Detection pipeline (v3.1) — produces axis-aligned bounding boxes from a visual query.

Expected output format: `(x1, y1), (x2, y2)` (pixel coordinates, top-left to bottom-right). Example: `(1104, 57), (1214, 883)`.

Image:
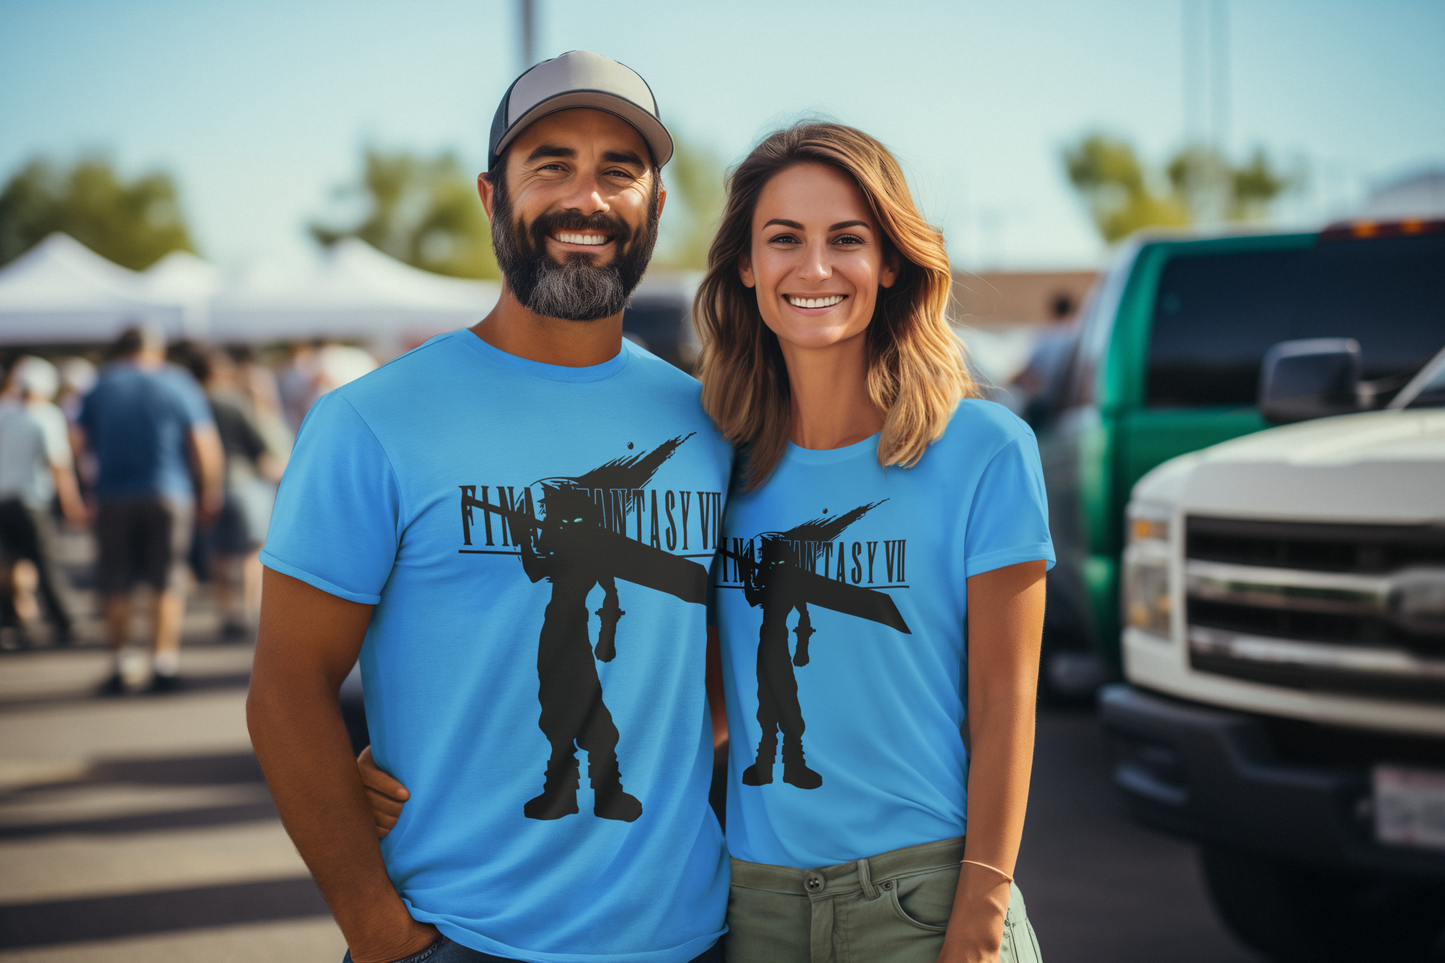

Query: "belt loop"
(857, 856), (880, 900)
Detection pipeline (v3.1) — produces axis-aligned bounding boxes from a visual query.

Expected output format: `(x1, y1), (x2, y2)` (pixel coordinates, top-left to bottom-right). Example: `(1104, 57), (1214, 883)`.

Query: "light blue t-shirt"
(713, 400), (1054, 869)
(262, 330), (732, 963)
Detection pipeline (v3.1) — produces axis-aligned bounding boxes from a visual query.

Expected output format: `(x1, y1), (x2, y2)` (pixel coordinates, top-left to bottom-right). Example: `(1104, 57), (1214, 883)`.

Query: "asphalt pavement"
(0, 641), (1268, 962)
(0, 527), (1272, 962)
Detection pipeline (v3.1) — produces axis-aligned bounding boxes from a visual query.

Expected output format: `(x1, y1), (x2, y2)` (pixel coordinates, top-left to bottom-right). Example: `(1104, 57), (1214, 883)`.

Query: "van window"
(1146, 233), (1445, 408)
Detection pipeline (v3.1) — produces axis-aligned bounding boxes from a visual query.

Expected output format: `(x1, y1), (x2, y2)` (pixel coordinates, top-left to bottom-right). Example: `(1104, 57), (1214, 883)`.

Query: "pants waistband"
(730, 836), (966, 899)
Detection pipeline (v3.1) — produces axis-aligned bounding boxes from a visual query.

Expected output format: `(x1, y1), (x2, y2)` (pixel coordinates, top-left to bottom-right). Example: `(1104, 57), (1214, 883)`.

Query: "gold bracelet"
(960, 859), (1014, 883)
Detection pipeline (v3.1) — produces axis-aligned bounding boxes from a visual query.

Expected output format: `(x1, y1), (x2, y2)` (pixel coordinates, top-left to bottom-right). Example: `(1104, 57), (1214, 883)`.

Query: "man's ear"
(655, 181), (667, 219)
(738, 252), (755, 289)
(880, 250), (900, 289)
(477, 173), (496, 219)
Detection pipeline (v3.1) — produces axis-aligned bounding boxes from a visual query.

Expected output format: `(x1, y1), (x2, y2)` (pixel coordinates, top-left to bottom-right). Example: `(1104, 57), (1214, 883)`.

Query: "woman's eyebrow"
(760, 218), (872, 231)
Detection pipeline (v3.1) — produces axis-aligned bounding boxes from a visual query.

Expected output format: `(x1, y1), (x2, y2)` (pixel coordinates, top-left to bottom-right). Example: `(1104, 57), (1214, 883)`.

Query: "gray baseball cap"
(488, 50), (673, 172)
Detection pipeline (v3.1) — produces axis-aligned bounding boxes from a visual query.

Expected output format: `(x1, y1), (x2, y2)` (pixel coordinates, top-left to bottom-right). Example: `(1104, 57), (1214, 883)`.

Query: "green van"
(1034, 220), (1445, 692)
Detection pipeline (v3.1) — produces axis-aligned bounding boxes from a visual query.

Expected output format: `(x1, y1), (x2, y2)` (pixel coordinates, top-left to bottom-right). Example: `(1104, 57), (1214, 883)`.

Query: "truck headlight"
(1124, 503), (1173, 638)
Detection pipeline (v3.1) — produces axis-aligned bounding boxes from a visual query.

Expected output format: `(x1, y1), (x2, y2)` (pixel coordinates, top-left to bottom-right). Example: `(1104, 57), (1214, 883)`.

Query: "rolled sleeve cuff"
(259, 551), (383, 605)
(963, 543), (1056, 579)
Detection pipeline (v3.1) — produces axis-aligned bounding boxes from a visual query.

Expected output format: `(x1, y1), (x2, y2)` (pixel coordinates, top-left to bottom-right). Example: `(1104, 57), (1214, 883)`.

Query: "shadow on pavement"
(0, 877), (329, 948)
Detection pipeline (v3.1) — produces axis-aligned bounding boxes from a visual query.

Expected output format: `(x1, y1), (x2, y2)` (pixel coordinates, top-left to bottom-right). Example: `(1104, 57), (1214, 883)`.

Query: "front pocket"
(886, 867), (958, 932)
(843, 880), (949, 963)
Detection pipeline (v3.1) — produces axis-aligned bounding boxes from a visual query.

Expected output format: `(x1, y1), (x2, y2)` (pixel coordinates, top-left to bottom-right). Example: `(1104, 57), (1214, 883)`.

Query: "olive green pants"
(724, 837), (1042, 963)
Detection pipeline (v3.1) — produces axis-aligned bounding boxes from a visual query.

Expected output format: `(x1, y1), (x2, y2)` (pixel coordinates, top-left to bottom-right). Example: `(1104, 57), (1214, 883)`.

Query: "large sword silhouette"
(462, 442), (709, 605)
(719, 501), (911, 635)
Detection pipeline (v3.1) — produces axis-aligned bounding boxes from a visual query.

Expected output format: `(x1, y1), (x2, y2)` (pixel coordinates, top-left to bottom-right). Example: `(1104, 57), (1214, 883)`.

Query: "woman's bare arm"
(939, 559), (1046, 963)
(248, 568), (437, 963)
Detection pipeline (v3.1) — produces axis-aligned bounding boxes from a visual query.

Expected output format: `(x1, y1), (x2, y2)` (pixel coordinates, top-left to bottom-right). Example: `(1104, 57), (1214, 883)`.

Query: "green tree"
(1065, 133), (1296, 244)
(1227, 148), (1293, 219)
(1166, 145), (1293, 222)
(655, 137), (726, 270)
(310, 148), (499, 279)
(0, 155), (197, 269)
(1063, 134), (1189, 244)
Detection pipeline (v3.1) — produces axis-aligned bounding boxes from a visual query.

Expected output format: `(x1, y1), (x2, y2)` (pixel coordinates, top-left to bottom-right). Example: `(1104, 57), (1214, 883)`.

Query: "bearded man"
(248, 52), (731, 963)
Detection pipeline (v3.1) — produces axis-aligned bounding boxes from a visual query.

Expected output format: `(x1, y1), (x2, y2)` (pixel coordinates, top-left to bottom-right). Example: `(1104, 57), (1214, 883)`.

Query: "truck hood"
(1133, 409), (1445, 524)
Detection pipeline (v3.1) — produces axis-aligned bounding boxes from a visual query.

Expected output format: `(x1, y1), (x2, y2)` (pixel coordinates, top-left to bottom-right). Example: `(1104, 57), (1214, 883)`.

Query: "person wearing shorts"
(79, 325), (223, 694)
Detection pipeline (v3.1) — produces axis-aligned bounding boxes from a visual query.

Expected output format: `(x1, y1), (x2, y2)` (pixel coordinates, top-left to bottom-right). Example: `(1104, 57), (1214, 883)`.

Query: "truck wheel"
(1199, 845), (1445, 962)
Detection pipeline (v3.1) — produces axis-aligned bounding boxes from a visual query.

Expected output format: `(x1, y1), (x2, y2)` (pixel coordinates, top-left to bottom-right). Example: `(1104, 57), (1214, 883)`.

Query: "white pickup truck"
(1101, 346), (1445, 963)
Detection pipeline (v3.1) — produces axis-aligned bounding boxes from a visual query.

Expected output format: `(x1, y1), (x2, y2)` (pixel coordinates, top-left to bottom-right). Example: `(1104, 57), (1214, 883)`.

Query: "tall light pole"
(519, 0), (536, 74)
(1181, 0), (1230, 223)
(1210, 0), (1229, 162)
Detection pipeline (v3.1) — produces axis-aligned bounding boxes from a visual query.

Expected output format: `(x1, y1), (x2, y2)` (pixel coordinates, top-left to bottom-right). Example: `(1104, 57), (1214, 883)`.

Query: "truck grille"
(1184, 516), (1445, 702)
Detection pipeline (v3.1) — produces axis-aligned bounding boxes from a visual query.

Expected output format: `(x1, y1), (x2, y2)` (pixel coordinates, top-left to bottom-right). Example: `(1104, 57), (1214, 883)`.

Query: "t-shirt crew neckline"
(459, 328), (631, 383)
(783, 432), (880, 466)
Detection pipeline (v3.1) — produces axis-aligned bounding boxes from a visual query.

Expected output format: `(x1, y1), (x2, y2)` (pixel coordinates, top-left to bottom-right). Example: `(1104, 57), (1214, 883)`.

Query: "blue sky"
(2, 0), (1442, 270)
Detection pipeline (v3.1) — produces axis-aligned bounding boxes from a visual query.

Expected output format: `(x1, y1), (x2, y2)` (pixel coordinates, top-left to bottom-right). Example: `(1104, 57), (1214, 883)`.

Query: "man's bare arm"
(49, 461), (87, 527)
(247, 568), (437, 963)
(187, 423), (225, 526)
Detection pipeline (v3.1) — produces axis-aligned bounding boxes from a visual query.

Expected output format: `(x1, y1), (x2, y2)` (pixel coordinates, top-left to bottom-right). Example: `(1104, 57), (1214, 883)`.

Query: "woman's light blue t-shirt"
(713, 399), (1054, 869)
(262, 331), (732, 963)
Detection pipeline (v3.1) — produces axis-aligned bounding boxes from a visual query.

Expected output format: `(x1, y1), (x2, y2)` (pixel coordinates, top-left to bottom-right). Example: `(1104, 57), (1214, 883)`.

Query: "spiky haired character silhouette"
(730, 501), (911, 789)
(483, 434), (705, 822)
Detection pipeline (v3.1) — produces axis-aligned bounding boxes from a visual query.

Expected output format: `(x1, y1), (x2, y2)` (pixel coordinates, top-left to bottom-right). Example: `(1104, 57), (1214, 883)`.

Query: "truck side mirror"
(1258, 338), (1362, 424)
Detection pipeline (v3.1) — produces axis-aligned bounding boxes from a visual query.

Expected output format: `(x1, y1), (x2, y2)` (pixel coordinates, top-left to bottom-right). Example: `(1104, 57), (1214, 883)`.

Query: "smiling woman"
(692, 123), (1052, 963)
(694, 124), (974, 490)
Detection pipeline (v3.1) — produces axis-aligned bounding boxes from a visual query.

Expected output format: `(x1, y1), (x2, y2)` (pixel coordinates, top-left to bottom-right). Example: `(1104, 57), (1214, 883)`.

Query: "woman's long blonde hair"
(694, 123), (977, 491)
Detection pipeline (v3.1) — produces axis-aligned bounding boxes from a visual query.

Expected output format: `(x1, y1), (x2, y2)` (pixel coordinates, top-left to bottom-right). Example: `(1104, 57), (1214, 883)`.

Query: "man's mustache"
(526, 210), (634, 252)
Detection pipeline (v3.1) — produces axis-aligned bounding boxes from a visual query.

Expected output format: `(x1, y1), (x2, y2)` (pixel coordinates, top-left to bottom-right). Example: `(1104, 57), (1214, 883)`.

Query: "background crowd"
(0, 329), (378, 686)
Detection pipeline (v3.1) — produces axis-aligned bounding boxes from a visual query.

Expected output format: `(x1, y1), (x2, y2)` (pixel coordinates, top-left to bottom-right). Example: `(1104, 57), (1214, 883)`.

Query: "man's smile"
(551, 231), (612, 247)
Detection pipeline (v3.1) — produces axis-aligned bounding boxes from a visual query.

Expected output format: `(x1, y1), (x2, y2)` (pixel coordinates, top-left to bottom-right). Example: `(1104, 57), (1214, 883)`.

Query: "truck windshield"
(1403, 362), (1445, 409)
(1145, 232), (1445, 407)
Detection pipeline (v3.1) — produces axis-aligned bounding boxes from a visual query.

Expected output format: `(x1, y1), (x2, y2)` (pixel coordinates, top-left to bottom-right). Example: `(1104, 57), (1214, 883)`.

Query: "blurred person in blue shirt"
(78, 324), (224, 694)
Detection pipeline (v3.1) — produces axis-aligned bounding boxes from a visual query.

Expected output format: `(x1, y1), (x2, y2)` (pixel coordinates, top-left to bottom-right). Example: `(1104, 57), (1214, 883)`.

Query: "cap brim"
(491, 90), (674, 170)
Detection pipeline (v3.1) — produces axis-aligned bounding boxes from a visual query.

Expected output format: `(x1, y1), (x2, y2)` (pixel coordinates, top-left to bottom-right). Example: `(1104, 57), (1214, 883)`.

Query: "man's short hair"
(111, 322), (167, 359)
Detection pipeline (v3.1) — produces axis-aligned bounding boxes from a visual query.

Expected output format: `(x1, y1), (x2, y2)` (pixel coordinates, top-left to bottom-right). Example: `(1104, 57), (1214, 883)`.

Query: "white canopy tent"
(0, 235), (500, 352)
(208, 239), (500, 348)
(0, 233), (188, 343)
(141, 250), (220, 332)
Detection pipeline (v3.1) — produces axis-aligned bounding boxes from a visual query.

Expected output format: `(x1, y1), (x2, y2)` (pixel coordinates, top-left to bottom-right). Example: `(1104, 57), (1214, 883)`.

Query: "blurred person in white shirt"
(0, 356), (87, 646)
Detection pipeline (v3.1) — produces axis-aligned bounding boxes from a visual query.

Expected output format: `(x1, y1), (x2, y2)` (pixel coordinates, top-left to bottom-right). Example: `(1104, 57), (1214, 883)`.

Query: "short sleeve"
(35, 405), (73, 468)
(259, 392), (403, 604)
(962, 432), (1055, 578)
(163, 367), (214, 427)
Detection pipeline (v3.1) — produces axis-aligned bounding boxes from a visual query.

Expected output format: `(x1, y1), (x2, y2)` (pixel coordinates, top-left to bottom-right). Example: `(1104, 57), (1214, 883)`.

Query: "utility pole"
(1181, 0), (1230, 224)
(519, 0), (536, 74)
(1210, 0), (1229, 161)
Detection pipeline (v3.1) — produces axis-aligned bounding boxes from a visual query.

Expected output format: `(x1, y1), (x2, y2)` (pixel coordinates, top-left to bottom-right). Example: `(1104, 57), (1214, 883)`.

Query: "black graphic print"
(722, 503), (911, 790)
(457, 436), (714, 822)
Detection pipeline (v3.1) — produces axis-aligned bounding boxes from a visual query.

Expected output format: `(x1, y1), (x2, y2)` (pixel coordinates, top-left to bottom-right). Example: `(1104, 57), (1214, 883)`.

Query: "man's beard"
(489, 171), (660, 322)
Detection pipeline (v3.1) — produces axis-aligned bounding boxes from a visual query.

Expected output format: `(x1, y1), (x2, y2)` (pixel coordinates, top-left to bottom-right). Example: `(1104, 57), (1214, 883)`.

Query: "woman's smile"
(784, 293), (848, 312)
